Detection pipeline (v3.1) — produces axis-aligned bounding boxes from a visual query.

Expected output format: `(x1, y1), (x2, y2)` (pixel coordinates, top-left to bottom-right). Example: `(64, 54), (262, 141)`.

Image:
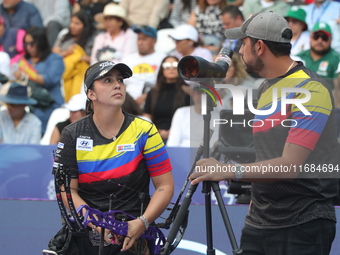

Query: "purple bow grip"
(74, 205), (166, 254)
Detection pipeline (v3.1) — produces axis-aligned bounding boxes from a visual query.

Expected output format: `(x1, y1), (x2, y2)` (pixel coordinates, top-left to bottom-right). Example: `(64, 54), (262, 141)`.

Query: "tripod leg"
(203, 181), (215, 255)
(210, 182), (242, 255)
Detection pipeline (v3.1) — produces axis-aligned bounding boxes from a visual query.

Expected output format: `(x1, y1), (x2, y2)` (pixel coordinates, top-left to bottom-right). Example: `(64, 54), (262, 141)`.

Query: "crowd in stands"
(0, 0), (340, 146)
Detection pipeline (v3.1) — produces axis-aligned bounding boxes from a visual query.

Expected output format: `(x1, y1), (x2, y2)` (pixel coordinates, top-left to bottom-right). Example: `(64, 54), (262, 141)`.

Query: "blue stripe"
(292, 111), (329, 134)
(145, 146), (169, 166)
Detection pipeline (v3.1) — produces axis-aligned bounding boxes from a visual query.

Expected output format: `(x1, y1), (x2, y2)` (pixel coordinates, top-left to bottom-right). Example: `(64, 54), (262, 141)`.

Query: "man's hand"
(189, 157), (234, 185)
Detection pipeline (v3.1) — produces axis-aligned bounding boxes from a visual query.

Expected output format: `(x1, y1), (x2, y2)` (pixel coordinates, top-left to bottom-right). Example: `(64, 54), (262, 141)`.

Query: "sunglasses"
(162, 62), (178, 69)
(312, 33), (330, 41)
(24, 42), (36, 47)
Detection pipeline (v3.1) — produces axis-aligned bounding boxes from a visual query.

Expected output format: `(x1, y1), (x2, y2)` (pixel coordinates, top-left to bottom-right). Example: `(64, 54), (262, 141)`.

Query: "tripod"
(161, 81), (242, 255)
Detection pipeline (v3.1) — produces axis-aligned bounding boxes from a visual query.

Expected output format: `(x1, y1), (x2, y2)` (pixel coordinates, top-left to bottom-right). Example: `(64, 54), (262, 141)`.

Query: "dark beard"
(311, 47), (330, 56)
(242, 50), (264, 74)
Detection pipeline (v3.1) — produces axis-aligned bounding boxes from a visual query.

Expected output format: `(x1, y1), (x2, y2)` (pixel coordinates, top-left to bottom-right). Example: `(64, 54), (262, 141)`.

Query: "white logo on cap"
(319, 23), (326, 28)
(99, 69), (109, 77)
(99, 61), (114, 70)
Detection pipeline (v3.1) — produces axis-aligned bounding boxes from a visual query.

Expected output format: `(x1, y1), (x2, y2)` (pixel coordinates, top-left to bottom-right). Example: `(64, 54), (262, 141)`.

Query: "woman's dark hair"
(182, 0), (193, 12)
(122, 92), (143, 116)
(62, 10), (96, 49)
(150, 56), (188, 115)
(198, 0), (227, 12)
(117, 17), (129, 32)
(24, 26), (51, 61)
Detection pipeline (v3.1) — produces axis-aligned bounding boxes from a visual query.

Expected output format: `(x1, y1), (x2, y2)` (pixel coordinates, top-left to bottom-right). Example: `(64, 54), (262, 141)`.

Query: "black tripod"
(161, 81), (242, 255)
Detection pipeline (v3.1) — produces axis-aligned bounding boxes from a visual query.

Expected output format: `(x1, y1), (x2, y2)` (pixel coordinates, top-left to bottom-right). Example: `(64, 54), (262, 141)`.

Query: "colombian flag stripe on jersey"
(77, 117), (171, 183)
(253, 70), (332, 151)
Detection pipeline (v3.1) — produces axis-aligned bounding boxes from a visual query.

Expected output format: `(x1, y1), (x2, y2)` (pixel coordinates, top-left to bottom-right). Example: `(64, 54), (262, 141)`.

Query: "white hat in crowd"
(168, 24), (199, 43)
(64, 94), (87, 112)
(103, 3), (130, 26)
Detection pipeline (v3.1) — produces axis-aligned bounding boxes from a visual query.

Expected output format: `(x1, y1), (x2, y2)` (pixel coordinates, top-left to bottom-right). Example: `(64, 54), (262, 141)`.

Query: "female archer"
(53, 60), (174, 254)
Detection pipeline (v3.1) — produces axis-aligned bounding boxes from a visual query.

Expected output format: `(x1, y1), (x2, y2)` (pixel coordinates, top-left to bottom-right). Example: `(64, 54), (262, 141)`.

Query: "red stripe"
(79, 154), (143, 183)
(148, 158), (172, 174)
(149, 164), (172, 177)
(252, 110), (290, 133)
(286, 128), (320, 150)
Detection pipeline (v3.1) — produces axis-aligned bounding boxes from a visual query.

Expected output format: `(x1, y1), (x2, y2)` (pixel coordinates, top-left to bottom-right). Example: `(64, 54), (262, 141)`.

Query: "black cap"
(84, 61), (132, 94)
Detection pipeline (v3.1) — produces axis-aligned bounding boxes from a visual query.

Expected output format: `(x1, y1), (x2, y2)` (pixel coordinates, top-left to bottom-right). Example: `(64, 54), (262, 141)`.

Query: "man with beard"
(297, 22), (340, 90)
(303, 0), (340, 53)
(189, 12), (340, 255)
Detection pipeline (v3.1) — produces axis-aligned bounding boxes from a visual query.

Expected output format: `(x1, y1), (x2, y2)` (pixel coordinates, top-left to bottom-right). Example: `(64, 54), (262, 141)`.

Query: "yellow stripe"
(77, 117), (155, 161)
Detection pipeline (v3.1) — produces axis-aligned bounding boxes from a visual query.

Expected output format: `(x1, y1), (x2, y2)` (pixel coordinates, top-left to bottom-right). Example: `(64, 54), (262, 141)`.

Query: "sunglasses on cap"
(162, 62), (178, 69)
(312, 32), (330, 41)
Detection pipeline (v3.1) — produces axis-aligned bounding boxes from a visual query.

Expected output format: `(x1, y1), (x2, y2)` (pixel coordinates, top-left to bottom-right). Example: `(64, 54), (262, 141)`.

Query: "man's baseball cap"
(224, 11), (291, 43)
(312, 22), (332, 36)
(133, 25), (157, 39)
(64, 93), (87, 111)
(168, 24), (198, 43)
(84, 61), (132, 94)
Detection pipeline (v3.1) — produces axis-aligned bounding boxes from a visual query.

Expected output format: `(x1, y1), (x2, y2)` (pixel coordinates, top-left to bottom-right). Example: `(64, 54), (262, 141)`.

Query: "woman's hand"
(103, 228), (123, 245)
(121, 218), (146, 252)
(13, 70), (23, 80)
(62, 44), (77, 57)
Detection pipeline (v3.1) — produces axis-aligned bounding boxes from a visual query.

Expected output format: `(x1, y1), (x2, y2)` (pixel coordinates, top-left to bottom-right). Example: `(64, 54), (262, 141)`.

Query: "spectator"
(188, 0), (226, 54)
(0, 51), (11, 80)
(119, 0), (170, 28)
(90, 3), (137, 64)
(303, 0), (340, 53)
(220, 5), (244, 53)
(143, 56), (191, 143)
(53, 10), (97, 102)
(122, 92), (144, 116)
(72, 0), (110, 30)
(219, 54), (258, 108)
(284, 6), (310, 57)
(50, 93), (86, 144)
(0, 0), (43, 30)
(241, 0), (290, 19)
(298, 22), (340, 137)
(14, 26), (65, 135)
(122, 25), (166, 104)
(0, 14), (25, 65)
(168, 0), (197, 28)
(226, 0), (243, 6)
(0, 82), (42, 144)
(25, 0), (71, 47)
(167, 88), (219, 147)
(297, 22), (340, 90)
(73, 0), (109, 18)
(169, 24), (213, 61)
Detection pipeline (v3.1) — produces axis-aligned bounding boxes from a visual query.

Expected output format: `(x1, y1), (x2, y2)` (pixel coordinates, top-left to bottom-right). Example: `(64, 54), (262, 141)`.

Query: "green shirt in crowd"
(297, 48), (340, 89)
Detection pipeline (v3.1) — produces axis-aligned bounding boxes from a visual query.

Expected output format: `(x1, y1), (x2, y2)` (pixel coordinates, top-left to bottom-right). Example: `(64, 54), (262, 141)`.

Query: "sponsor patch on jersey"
(76, 138), (93, 151)
(116, 144), (135, 152)
(57, 142), (64, 149)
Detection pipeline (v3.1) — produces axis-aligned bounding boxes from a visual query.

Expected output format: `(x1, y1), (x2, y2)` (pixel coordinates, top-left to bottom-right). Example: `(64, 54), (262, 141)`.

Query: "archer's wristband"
(138, 215), (149, 230)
